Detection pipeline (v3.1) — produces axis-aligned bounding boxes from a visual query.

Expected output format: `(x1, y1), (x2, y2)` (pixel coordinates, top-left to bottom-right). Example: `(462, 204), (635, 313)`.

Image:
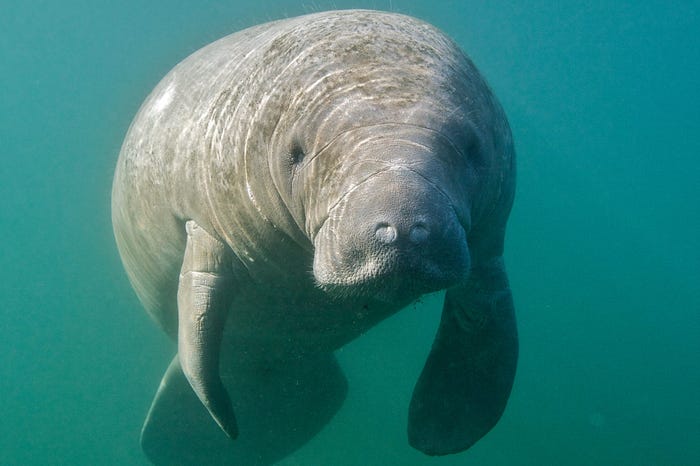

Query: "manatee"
(112, 9), (517, 465)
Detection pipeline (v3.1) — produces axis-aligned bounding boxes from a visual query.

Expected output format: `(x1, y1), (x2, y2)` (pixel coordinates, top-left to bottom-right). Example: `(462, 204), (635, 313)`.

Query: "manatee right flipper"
(141, 353), (348, 465)
(408, 257), (518, 455)
(177, 220), (238, 439)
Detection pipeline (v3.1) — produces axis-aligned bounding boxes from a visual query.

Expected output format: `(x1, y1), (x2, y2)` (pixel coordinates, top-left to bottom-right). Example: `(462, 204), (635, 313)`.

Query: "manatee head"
(269, 114), (480, 305)
(259, 12), (498, 304)
(309, 126), (474, 303)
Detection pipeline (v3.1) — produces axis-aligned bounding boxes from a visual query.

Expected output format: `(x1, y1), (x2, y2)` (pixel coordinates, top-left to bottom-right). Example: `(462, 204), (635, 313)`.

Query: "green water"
(1, 1), (698, 464)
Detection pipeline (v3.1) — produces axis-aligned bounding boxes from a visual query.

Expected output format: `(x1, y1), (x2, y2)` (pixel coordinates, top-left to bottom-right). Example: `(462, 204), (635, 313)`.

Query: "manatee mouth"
(315, 261), (460, 304)
(312, 211), (470, 303)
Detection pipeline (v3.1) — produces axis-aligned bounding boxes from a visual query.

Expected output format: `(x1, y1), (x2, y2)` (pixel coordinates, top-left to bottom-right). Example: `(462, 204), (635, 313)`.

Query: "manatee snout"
(313, 168), (470, 299)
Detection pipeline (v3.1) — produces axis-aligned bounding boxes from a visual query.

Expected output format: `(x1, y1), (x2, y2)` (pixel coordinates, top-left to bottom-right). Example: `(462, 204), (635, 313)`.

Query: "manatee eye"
(288, 140), (306, 167)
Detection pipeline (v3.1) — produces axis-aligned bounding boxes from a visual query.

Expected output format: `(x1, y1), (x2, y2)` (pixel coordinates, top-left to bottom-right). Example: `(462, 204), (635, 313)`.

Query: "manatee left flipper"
(177, 220), (238, 439)
(408, 257), (518, 455)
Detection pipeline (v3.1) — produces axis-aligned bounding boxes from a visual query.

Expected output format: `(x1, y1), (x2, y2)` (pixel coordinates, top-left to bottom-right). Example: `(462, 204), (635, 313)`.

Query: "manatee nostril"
(409, 223), (429, 244)
(374, 223), (397, 244)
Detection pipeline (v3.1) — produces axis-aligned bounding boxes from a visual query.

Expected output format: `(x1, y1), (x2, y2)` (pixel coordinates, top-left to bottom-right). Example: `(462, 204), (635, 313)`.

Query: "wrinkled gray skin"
(112, 9), (517, 465)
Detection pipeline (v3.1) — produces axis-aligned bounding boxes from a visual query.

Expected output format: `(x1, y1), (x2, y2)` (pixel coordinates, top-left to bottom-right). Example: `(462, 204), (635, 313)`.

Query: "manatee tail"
(141, 353), (347, 465)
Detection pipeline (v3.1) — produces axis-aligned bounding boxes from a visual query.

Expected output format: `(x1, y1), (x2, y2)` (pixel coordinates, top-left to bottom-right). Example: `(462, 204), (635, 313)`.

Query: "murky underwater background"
(1, 0), (698, 464)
